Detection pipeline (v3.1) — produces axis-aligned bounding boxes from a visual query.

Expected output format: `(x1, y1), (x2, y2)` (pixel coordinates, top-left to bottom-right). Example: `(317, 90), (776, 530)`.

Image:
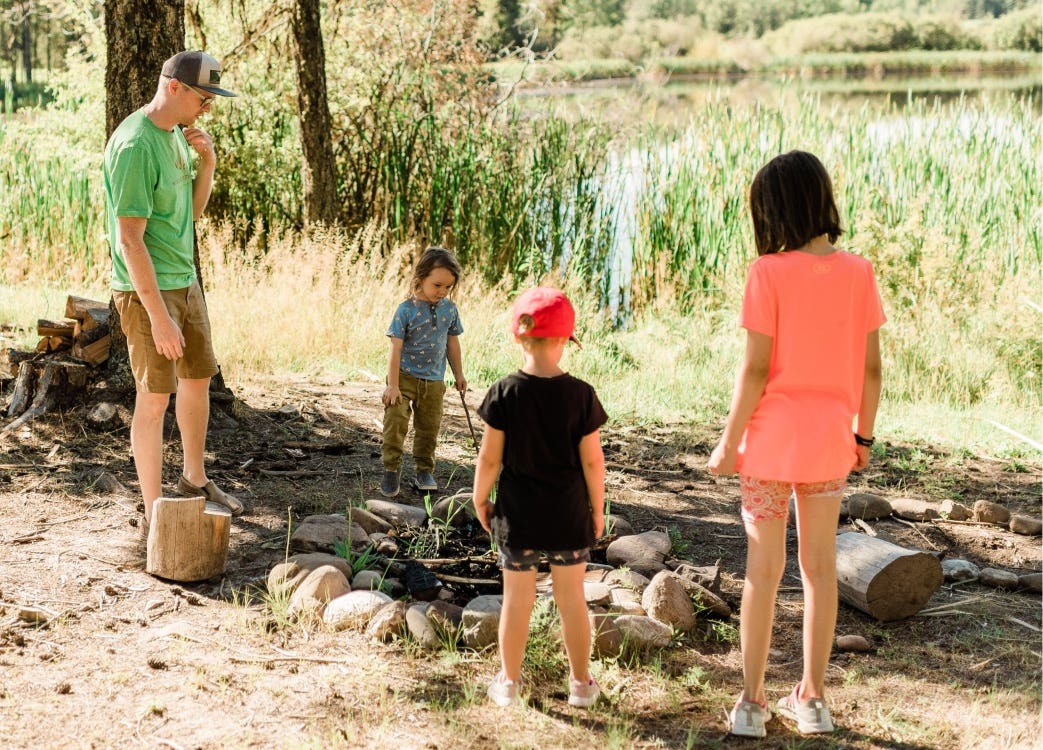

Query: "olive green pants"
(382, 370), (446, 473)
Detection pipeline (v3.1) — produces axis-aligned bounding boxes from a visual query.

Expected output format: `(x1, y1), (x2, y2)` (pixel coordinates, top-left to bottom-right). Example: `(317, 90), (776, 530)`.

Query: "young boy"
(472, 287), (607, 708)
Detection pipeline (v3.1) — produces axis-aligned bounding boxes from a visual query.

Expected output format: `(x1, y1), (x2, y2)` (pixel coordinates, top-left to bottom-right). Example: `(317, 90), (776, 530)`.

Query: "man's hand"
(182, 127), (215, 166)
(150, 311), (185, 360)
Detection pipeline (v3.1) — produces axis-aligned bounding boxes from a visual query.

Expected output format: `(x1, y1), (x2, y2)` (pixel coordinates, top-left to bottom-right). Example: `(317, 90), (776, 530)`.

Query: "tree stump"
(146, 496), (231, 582)
(835, 532), (942, 622)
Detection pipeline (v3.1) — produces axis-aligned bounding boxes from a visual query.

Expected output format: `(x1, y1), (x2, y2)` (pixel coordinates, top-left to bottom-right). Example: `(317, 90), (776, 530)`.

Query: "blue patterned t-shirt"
(386, 298), (463, 381)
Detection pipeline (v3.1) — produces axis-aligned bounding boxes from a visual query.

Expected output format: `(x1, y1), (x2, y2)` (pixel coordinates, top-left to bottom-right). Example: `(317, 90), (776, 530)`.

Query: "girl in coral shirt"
(709, 151), (885, 738)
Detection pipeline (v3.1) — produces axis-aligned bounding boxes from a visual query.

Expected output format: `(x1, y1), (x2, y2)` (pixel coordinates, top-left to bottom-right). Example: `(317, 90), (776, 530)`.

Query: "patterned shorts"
(739, 475), (847, 524)
(497, 545), (590, 572)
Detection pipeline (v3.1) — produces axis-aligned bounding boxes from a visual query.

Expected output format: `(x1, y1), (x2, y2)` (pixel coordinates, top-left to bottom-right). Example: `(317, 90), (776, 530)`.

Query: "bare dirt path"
(0, 376), (1039, 749)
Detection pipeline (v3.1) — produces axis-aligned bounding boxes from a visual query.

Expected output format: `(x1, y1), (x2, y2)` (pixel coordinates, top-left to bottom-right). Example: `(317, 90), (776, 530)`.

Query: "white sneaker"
(568, 676), (600, 707)
(729, 699), (770, 738)
(776, 687), (834, 734)
(487, 672), (520, 707)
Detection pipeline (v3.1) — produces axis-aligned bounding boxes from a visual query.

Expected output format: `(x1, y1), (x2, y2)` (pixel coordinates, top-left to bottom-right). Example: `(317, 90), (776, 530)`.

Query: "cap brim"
(196, 85), (237, 97)
(569, 335), (582, 348)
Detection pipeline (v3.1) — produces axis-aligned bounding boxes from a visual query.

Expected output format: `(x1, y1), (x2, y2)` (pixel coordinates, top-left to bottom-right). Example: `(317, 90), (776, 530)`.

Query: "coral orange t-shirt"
(737, 250), (886, 483)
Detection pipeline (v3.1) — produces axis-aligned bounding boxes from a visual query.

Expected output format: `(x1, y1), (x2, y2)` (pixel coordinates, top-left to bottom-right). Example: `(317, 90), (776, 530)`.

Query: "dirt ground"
(0, 374), (1040, 750)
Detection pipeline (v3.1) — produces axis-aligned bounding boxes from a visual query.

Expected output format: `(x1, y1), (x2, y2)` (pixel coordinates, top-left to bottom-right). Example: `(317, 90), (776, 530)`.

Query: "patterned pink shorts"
(739, 475), (847, 523)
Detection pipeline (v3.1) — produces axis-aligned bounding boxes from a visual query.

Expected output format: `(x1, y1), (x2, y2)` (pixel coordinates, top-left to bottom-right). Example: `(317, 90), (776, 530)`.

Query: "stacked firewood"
(34, 295), (111, 366)
(1, 295), (111, 434)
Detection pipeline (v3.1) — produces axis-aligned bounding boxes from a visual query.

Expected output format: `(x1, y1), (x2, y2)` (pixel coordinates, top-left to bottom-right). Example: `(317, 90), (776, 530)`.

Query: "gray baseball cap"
(161, 50), (237, 97)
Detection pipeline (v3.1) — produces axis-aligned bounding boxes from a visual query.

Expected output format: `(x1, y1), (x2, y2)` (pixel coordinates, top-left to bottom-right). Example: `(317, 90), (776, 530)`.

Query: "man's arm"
(118, 216), (184, 360)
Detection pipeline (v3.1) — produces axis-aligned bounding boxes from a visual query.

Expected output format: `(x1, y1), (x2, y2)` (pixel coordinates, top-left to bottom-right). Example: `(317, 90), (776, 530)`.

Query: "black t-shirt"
(477, 371), (608, 551)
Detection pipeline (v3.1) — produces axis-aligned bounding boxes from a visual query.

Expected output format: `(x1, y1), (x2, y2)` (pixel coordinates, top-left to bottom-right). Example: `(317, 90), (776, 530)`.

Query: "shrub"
(989, 8), (1042, 52)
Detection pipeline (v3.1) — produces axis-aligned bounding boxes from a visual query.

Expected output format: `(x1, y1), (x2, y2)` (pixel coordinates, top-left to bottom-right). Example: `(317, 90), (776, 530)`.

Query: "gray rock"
(290, 515), (371, 553)
(939, 499), (972, 521)
(979, 567), (1019, 590)
(941, 558), (980, 582)
(345, 506), (392, 535)
(267, 562), (310, 599)
(604, 569), (650, 592)
(583, 581), (612, 607)
(890, 498), (940, 522)
(679, 580), (732, 619)
(405, 603), (440, 650)
(368, 532), (400, 556)
(365, 600), (409, 642)
(605, 514), (635, 537)
(365, 499), (429, 528)
(606, 530), (671, 577)
(351, 570), (387, 592)
(973, 500), (1011, 526)
(461, 595), (502, 650)
(1018, 572), (1042, 593)
(842, 493), (892, 520)
(591, 612), (623, 658)
(673, 563), (721, 594)
(287, 552), (353, 579)
(835, 634), (872, 652)
(1009, 515), (1042, 536)
(614, 614), (673, 650)
(289, 565), (351, 617)
(430, 493), (475, 526)
(608, 587), (645, 615)
(323, 589), (392, 631)
(642, 571), (696, 632)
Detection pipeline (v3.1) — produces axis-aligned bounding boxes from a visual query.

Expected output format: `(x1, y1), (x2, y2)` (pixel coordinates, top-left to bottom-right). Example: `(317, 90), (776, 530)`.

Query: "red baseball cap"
(511, 287), (581, 346)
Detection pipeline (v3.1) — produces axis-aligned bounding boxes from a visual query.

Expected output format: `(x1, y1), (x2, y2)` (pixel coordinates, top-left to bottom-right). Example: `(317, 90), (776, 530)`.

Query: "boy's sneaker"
(568, 676), (600, 708)
(487, 672), (520, 707)
(413, 471), (438, 492)
(776, 686), (834, 734)
(379, 470), (400, 498)
(729, 699), (770, 738)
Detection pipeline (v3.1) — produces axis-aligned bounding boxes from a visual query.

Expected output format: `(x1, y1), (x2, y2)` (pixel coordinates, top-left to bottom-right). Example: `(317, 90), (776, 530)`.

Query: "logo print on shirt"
(812, 262), (832, 275)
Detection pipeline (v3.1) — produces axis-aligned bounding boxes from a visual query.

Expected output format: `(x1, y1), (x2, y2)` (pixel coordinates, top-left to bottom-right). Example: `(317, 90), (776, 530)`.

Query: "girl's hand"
(853, 444), (871, 471)
(382, 385), (402, 407)
(453, 377), (467, 393)
(474, 501), (492, 533)
(592, 508), (605, 539)
(707, 440), (738, 476)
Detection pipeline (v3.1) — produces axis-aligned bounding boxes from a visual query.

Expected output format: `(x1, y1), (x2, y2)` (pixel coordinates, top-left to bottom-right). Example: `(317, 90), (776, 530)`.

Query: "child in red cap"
(472, 287), (606, 708)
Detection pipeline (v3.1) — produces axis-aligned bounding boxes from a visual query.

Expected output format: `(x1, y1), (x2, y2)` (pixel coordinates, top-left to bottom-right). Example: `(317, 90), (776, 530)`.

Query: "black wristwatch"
(854, 433), (875, 447)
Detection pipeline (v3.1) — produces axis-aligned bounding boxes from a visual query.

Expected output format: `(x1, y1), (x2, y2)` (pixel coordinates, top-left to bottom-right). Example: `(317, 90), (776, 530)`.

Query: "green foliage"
(988, 7), (1043, 51)
(332, 541), (382, 576)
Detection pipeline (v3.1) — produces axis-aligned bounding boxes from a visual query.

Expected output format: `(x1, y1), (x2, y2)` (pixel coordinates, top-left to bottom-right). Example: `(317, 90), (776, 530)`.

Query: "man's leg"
(132, 391), (172, 523)
(176, 377), (211, 487)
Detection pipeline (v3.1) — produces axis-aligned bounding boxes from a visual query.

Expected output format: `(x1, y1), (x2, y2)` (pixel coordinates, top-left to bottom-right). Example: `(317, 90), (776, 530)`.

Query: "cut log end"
(146, 496), (231, 582)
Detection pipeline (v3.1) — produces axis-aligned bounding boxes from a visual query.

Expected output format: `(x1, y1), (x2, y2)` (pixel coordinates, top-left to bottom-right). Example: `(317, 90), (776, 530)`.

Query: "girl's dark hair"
(411, 246), (462, 296)
(749, 150), (843, 256)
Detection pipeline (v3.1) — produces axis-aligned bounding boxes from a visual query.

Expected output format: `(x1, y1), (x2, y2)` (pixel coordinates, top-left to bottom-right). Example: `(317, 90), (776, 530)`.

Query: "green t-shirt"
(104, 109), (197, 291)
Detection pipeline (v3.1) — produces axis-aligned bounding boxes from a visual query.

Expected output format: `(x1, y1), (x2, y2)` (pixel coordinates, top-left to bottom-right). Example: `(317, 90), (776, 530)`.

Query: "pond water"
(514, 73), (1041, 316)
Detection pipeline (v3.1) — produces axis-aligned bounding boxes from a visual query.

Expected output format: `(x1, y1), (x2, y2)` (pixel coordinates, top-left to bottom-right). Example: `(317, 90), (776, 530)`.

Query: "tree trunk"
(103, 1), (185, 392)
(21, 11), (31, 84)
(290, 0), (339, 226)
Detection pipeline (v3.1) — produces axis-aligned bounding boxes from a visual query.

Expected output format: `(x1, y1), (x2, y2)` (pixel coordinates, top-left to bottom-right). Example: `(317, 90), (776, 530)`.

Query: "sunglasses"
(177, 79), (215, 108)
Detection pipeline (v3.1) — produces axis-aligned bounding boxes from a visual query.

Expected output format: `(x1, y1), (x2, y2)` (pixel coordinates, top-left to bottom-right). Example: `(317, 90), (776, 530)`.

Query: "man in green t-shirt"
(104, 50), (242, 526)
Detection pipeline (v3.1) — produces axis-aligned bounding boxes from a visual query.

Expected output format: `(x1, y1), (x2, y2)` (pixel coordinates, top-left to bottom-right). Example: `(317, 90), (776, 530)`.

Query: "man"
(104, 50), (242, 525)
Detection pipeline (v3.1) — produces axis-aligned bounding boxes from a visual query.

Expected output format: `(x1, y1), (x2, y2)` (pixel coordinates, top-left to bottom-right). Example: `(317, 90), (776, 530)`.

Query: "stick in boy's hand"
(460, 390), (479, 454)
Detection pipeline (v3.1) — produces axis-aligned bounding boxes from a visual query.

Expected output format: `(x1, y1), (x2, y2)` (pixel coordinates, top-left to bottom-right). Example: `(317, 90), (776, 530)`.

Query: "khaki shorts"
(113, 281), (218, 393)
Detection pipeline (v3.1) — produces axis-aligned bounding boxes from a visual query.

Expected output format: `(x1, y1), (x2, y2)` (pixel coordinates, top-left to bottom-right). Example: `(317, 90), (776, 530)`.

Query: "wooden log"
(835, 532), (942, 622)
(80, 306), (110, 332)
(37, 319), (75, 337)
(146, 496), (231, 582)
(6, 361), (35, 417)
(2, 362), (60, 434)
(71, 335), (110, 366)
(65, 295), (109, 321)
